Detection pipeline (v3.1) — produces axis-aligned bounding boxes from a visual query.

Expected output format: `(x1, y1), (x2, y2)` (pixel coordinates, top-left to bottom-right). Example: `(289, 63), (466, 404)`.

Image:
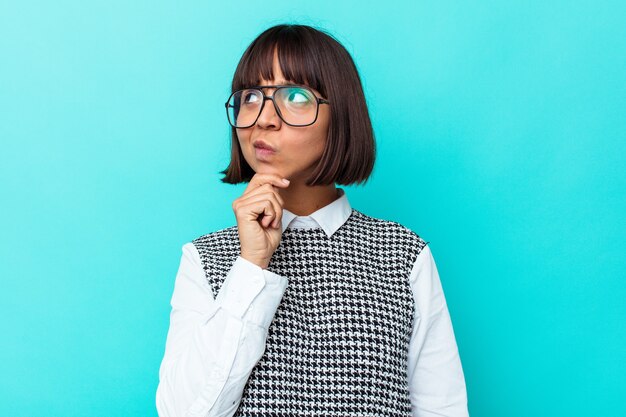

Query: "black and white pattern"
(192, 208), (429, 416)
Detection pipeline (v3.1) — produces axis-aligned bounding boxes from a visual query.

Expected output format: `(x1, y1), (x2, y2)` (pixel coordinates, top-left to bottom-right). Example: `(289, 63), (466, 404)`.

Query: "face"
(236, 51), (330, 183)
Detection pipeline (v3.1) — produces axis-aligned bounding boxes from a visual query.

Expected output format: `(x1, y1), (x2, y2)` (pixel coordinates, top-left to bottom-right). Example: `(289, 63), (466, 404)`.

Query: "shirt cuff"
(216, 255), (289, 329)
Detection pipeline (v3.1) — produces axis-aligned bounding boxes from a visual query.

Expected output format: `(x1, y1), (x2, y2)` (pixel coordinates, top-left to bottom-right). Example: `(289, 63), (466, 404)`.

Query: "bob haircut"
(219, 24), (376, 186)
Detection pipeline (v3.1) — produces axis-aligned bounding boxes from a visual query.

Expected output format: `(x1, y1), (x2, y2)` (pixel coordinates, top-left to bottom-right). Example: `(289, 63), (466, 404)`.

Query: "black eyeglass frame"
(225, 84), (331, 128)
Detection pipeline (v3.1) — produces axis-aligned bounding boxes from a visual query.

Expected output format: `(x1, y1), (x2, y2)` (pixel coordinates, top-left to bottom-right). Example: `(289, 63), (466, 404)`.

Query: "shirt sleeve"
(156, 242), (289, 417)
(407, 244), (469, 417)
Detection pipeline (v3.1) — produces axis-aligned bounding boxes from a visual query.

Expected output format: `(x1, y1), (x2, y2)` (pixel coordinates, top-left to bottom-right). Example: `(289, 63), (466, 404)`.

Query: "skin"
(236, 50), (339, 216)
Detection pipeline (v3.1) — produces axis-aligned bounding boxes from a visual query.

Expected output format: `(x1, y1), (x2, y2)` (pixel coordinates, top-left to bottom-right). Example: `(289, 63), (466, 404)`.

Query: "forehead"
(257, 59), (288, 84)
(235, 42), (325, 97)
(256, 53), (294, 86)
(254, 56), (308, 88)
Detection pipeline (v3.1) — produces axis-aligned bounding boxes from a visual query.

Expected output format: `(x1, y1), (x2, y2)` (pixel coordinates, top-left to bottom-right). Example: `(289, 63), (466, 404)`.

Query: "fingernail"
(282, 178), (290, 184)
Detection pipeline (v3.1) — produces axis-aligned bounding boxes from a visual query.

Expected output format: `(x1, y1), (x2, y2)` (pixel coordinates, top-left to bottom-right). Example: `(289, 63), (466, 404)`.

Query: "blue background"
(1, 1), (624, 416)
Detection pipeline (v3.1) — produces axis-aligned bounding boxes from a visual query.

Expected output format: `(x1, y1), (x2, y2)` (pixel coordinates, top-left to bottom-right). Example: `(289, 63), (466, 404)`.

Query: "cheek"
(236, 131), (254, 165)
(296, 130), (327, 160)
(312, 121), (330, 149)
(317, 105), (331, 129)
(236, 129), (249, 143)
(236, 131), (252, 152)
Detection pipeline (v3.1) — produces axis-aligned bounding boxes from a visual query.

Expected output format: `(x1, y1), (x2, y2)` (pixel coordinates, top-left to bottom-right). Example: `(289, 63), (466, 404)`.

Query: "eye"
(242, 90), (261, 104)
(287, 88), (313, 105)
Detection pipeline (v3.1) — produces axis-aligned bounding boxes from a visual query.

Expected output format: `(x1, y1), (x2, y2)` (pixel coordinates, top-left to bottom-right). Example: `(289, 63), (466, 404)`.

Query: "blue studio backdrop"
(0, 1), (624, 416)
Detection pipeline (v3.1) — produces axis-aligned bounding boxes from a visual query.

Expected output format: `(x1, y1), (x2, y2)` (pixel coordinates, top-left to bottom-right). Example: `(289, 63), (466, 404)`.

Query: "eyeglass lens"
(227, 87), (318, 127)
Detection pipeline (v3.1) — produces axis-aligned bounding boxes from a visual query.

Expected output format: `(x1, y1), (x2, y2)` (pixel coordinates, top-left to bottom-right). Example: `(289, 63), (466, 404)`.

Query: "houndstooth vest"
(192, 208), (428, 416)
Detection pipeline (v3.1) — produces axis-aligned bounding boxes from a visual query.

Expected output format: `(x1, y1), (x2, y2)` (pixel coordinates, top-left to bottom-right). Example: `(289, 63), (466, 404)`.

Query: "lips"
(253, 140), (276, 152)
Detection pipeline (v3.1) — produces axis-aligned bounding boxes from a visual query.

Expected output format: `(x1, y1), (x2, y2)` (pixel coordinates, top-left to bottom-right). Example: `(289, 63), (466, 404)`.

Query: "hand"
(232, 173), (290, 269)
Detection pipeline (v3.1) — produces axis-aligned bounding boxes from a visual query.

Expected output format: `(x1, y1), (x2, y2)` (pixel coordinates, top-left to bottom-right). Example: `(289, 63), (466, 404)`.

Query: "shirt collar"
(280, 187), (352, 238)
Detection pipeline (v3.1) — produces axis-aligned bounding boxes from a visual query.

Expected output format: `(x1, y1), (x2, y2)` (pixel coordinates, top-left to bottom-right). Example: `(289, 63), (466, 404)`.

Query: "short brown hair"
(219, 24), (376, 186)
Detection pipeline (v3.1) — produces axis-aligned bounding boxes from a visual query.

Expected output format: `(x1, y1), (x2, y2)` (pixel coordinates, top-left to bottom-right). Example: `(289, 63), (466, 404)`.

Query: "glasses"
(225, 84), (330, 128)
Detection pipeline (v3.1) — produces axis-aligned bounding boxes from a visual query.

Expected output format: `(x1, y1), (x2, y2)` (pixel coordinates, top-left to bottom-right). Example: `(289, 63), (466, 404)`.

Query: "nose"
(255, 96), (282, 129)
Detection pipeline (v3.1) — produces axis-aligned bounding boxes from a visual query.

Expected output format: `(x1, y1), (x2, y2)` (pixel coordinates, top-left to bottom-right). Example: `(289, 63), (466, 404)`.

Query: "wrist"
(240, 253), (269, 269)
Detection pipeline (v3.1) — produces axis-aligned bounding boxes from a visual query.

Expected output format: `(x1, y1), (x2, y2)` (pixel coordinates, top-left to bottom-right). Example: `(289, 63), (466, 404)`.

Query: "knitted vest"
(192, 208), (429, 416)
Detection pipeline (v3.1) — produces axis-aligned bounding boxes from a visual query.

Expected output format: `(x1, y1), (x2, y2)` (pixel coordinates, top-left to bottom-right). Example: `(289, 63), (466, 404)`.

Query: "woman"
(156, 24), (469, 417)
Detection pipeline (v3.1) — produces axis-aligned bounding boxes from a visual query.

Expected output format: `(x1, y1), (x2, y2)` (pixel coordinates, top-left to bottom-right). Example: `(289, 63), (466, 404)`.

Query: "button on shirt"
(156, 188), (469, 417)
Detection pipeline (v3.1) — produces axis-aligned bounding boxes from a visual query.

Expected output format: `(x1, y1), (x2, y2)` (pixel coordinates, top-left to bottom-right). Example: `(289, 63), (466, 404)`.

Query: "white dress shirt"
(156, 188), (469, 417)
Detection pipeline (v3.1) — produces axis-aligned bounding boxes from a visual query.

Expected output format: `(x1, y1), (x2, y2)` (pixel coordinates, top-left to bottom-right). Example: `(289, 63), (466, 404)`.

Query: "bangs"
(232, 27), (327, 97)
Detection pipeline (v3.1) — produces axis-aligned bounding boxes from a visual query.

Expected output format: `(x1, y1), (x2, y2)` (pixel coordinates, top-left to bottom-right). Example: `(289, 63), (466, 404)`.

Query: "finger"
(238, 192), (283, 228)
(241, 183), (285, 207)
(243, 173), (290, 196)
(238, 190), (282, 212)
(242, 199), (276, 228)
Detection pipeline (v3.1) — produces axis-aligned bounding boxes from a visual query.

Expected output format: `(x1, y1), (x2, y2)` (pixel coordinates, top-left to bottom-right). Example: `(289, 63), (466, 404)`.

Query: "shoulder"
(190, 225), (239, 249)
(350, 208), (430, 252)
(181, 225), (241, 269)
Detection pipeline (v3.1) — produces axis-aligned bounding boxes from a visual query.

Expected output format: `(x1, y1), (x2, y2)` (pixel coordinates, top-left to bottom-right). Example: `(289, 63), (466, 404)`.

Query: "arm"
(156, 242), (288, 417)
(407, 244), (469, 417)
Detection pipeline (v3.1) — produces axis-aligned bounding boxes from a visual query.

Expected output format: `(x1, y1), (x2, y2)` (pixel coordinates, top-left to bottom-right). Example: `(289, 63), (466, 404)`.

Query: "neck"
(278, 183), (339, 216)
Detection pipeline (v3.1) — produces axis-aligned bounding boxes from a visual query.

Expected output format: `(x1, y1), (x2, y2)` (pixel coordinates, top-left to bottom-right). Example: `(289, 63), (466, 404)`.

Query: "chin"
(256, 167), (283, 176)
